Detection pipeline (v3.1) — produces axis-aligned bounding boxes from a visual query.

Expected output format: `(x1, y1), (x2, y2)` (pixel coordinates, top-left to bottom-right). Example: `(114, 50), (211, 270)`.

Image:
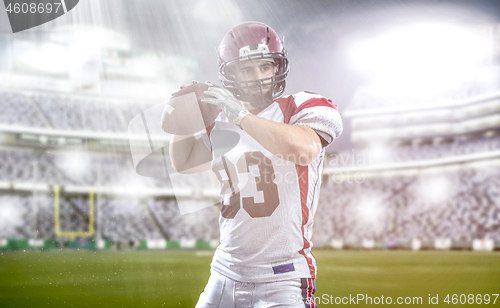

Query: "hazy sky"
(0, 0), (499, 110)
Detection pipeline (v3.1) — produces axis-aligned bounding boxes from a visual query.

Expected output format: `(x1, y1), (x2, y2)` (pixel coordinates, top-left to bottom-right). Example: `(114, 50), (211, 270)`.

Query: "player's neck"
(244, 97), (273, 111)
(244, 101), (272, 114)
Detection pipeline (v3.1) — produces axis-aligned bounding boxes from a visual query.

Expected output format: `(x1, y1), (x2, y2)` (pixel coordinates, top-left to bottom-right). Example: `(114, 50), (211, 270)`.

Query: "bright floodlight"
(51, 25), (131, 71)
(51, 25), (130, 51)
(356, 195), (385, 224)
(193, 0), (244, 29)
(55, 151), (90, 179)
(416, 175), (453, 205)
(367, 141), (392, 164)
(16, 42), (68, 74)
(0, 202), (23, 229)
(350, 23), (493, 92)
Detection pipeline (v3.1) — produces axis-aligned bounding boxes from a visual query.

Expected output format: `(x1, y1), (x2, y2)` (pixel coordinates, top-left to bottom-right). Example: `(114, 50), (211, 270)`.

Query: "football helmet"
(218, 22), (289, 108)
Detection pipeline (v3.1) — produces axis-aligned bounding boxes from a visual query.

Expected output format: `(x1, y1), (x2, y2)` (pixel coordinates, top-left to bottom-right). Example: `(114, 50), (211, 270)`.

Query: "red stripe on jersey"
(300, 98), (339, 113)
(309, 278), (315, 308)
(277, 96), (297, 124)
(296, 164), (316, 278)
(277, 95), (339, 125)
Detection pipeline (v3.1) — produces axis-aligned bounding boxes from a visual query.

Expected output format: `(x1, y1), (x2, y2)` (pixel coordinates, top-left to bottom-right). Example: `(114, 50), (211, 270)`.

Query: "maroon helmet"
(218, 22), (289, 107)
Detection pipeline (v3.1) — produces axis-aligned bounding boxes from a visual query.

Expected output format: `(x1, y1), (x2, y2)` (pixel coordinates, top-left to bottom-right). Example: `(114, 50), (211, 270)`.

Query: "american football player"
(169, 22), (343, 307)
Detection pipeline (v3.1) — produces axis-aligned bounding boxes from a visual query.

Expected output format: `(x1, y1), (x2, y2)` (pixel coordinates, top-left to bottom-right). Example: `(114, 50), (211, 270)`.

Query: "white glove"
(202, 87), (251, 126)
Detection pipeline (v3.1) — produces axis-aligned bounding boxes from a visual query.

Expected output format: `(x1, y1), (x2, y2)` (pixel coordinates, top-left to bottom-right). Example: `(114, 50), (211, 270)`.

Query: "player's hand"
(202, 87), (250, 126)
(174, 80), (216, 94)
(172, 80), (200, 96)
(180, 80), (198, 89)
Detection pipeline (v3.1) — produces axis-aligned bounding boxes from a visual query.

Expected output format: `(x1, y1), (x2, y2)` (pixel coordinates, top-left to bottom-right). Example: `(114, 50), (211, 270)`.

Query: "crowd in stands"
(326, 134), (500, 168)
(2, 165), (498, 243)
(0, 147), (223, 191)
(0, 148), (170, 187)
(0, 89), (151, 133)
(0, 194), (219, 241)
(315, 167), (500, 243)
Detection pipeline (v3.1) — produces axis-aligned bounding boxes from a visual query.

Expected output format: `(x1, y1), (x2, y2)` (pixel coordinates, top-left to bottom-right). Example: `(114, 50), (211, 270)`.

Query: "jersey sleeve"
(280, 92), (343, 146)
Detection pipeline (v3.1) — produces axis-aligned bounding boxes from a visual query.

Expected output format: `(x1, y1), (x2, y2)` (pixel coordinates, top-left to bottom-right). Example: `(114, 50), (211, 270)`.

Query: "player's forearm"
(169, 134), (213, 174)
(169, 134), (197, 172)
(240, 114), (321, 166)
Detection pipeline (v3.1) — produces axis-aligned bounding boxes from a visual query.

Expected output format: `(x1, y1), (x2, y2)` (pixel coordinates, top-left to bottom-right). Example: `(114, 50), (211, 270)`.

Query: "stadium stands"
(0, 89), (150, 133)
(327, 135), (500, 167)
(316, 167), (500, 244)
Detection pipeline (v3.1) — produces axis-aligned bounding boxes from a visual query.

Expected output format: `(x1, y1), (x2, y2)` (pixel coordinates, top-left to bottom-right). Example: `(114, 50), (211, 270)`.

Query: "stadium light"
(115, 173), (151, 195)
(356, 195), (385, 224)
(350, 22), (493, 96)
(16, 42), (68, 74)
(366, 141), (392, 164)
(416, 175), (453, 206)
(55, 151), (90, 179)
(51, 25), (130, 51)
(192, 0), (244, 29)
(51, 25), (131, 74)
(0, 202), (22, 229)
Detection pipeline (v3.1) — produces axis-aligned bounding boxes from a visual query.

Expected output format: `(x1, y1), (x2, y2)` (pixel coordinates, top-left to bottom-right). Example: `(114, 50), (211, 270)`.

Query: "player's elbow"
(292, 141), (321, 166)
(172, 160), (212, 174)
(170, 160), (188, 174)
(168, 158), (187, 174)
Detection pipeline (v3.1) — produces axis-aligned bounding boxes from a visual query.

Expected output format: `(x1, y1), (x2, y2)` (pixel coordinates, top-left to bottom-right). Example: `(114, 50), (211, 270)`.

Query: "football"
(161, 83), (221, 135)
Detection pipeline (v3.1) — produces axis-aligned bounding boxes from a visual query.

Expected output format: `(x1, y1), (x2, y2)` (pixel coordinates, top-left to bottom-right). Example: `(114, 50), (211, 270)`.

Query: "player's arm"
(169, 134), (213, 174)
(240, 115), (321, 166)
(163, 81), (215, 174)
(202, 87), (322, 166)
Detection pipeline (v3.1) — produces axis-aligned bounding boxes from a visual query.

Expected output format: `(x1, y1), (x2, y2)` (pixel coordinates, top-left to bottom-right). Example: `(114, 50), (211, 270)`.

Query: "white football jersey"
(208, 91), (342, 283)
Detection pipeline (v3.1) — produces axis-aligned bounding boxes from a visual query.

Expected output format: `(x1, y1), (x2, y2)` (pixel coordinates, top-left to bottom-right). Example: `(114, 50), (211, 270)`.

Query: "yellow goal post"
(54, 185), (95, 240)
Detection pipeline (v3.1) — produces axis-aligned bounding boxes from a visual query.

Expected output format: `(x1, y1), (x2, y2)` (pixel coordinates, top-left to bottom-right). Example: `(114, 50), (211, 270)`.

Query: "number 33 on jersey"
(213, 151), (279, 219)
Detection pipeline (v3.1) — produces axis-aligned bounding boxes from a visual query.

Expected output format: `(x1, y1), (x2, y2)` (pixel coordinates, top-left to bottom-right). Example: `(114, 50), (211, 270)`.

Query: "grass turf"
(0, 249), (499, 307)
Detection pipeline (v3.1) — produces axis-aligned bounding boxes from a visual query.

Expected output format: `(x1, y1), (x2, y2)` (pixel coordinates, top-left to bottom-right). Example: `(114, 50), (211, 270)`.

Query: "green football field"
(1, 250), (499, 307)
